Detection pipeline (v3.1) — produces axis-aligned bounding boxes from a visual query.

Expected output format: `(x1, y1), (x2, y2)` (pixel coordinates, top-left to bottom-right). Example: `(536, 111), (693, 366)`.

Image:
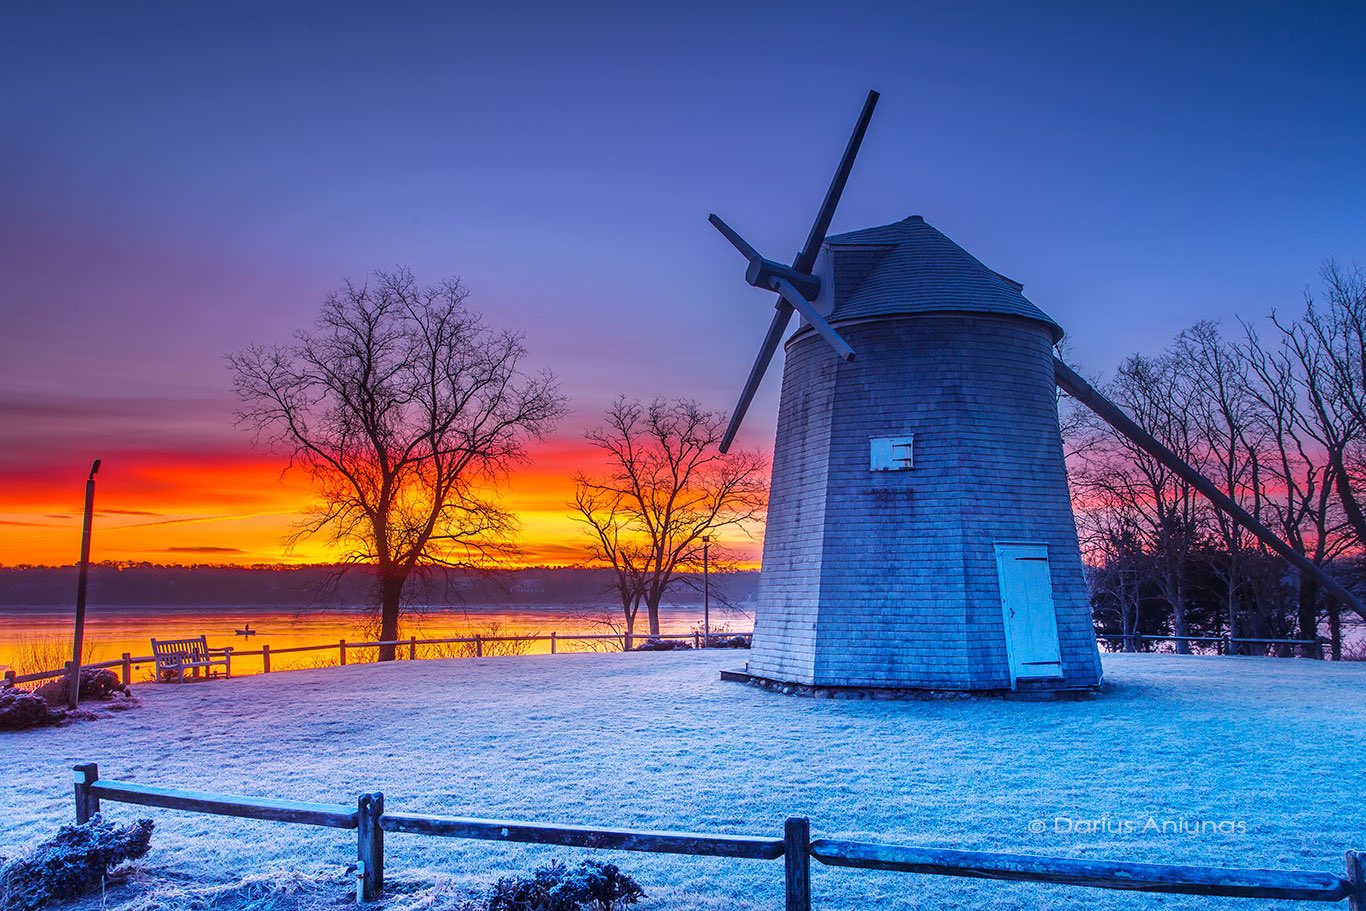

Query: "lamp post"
(69, 458), (101, 710)
(702, 535), (711, 648)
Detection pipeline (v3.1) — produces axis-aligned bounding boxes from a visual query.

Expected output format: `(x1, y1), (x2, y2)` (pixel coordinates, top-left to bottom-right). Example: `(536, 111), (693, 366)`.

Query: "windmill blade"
(794, 89), (880, 273)
(1054, 356), (1366, 619)
(720, 302), (795, 453)
(773, 276), (856, 362)
(709, 214), (762, 266)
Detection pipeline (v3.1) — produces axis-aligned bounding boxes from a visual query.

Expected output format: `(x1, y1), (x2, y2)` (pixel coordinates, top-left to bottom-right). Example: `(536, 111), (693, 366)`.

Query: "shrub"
(9, 636), (95, 681)
(632, 638), (691, 651)
(0, 691), (62, 732)
(573, 861), (645, 911)
(32, 668), (128, 707)
(708, 635), (752, 649)
(488, 861), (579, 911)
(0, 816), (153, 911)
(487, 860), (644, 911)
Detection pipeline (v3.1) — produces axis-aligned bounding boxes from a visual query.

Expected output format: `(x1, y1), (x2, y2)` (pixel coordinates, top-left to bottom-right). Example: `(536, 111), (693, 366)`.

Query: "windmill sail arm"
(709, 214), (762, 265)
(796, 89), (880, 273)
(773, 277), (855, 362)
(1053, 356), (1365, 618)
(720, 303), (794, 453)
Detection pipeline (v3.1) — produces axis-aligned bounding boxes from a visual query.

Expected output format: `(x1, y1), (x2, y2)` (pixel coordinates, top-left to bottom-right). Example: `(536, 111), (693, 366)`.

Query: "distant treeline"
(0, 564), (760, 607)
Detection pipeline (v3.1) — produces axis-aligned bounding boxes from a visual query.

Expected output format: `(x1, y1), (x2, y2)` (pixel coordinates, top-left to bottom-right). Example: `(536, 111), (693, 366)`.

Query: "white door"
(995, 544), (1063, 685)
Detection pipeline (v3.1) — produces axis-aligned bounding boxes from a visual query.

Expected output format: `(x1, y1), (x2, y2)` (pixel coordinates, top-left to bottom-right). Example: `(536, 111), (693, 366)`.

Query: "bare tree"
(1243, 308), (1355, 656)
(573, 398), (767, 645)
(229, 269), (565, 659)
(1276, 264), (1366, 556)
(1174, 321), (1264, 646)
(1071, 353), (1207, 652)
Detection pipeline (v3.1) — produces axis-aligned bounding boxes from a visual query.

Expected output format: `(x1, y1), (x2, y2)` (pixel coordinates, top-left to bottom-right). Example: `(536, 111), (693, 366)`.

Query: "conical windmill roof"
(825, 215), (1063, 342)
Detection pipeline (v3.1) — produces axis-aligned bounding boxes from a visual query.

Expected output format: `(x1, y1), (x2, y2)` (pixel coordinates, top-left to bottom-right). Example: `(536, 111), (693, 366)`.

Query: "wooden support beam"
(379, 812), (785, 859)
(1055, 356), (1366, 623)
(809, 839), (1351, 901)
(89, 779), (357, 829)
(262, 644), (271, 673)
(357, 793), (384, 901)
(1348, 851), (1364, 911)
(73, 763), (100, 824)
(785, 817), (811, 911)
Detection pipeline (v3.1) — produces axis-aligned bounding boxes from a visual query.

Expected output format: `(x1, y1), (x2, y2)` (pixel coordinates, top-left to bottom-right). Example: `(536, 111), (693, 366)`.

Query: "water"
(0, 602), (754, 678)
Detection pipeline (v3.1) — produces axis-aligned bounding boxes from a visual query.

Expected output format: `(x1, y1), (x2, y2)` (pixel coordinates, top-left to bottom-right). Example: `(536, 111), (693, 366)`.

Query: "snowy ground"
(4, 651), (1364, 911)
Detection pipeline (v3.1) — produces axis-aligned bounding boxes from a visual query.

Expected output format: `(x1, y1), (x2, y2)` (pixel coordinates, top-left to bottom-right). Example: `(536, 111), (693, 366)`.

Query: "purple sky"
(3, 1), (1365, 557)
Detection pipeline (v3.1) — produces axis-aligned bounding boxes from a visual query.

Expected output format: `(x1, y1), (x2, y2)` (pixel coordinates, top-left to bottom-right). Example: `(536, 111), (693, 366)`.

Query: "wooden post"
(694, 632), (700, 649)
(357, 792), (385, 901)
(784, 816), (811, 911)
(409, 636), (417, 660)
(73, 763), (100, 824)
(475, 634), (483, 658)
(1347, 851), (1364, 911)
(69, 459), (100, 710)
(551, 631), (557, 655)
(340, 640), (347, 666)
(120, 652), (132, 685)
(3, 669), (15, 688)
(262, 644), (271, 673)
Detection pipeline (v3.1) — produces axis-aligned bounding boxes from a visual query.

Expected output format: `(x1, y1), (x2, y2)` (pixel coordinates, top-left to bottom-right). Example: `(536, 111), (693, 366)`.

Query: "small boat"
(234, 625), (257, 637)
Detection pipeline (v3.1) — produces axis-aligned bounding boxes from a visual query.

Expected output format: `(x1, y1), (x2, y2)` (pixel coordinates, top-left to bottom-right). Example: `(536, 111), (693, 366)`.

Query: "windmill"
(709, 90), (1361, 693)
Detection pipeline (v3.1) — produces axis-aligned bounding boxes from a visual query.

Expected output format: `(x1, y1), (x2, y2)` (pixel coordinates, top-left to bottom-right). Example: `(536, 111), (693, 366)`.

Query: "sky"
(2, 1), (1365, 567)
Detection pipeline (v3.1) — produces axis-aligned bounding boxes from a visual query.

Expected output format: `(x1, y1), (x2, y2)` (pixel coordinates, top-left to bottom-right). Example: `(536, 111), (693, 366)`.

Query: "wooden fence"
(2, 630), (753, 689)
(1098, 634), (1322, 657)
(71, 765), (1365, 910)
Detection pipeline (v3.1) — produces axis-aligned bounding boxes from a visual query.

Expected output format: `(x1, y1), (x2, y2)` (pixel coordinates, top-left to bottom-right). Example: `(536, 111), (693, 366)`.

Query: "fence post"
(3, 669), (14, 688)
(262, 644), (271, 673)
(551, 631), (557, 655)
(357, 792), (385, 901)
(73, 763), (100, 824)
(340, 640), (347, 666)
(784, 816), (810, 911)
(410, 636), (417, 661)
(1347, 851), (1364, 911)
(694, 632), (701, 649)
(475, 634), (483, 658)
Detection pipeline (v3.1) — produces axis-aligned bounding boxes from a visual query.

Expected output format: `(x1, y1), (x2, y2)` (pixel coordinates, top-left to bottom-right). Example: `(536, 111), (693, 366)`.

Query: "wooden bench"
(151, 636), (232, 682)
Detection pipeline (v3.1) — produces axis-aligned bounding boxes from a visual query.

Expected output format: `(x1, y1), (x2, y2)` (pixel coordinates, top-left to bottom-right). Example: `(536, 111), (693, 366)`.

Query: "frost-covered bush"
(487, 860), (643, 911)
(632, 638), (690, 651)
(0, 691), (61, 732)
(707, 635), (751, 649)
(571, 860), (644, 911)
(33, 668), (128, 707)
(0, 815), (153, 911)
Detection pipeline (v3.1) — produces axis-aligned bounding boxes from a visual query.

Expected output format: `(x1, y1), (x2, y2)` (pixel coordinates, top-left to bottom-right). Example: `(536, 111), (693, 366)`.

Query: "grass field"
(4, 650), (1364, 910)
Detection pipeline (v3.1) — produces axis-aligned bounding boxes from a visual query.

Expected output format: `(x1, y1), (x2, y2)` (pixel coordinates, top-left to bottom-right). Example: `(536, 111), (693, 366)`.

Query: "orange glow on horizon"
(0, 441), (766, 569)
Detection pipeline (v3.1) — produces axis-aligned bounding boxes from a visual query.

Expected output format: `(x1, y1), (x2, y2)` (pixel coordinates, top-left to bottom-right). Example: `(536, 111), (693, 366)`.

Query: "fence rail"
(1097, 634), (1322, 656)
(2, 630), (753, 689)
(70, 765), (1366, 910)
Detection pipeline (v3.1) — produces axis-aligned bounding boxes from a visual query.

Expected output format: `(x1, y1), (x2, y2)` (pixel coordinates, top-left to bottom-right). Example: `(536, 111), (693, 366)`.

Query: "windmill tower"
(710, 91), (1100, 693)
(711, 92), (1366, 693)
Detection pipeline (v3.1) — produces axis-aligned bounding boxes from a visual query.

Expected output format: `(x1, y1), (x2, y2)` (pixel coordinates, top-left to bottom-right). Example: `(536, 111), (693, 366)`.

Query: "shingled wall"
(747, 312), (1102, 690)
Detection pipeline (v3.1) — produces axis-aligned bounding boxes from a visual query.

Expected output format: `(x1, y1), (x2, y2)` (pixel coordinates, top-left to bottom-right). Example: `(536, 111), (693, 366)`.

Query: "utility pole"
(69, 459), (100, 710)
(702, 535), (711, 648)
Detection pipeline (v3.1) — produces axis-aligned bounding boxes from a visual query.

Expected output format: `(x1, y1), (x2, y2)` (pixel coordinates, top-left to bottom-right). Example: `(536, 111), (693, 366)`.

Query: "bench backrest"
(151, 636), (209, 665)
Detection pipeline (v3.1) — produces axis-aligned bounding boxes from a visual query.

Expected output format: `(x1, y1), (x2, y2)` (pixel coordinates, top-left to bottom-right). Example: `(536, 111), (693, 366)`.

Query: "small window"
(870, 436), (914, 471)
